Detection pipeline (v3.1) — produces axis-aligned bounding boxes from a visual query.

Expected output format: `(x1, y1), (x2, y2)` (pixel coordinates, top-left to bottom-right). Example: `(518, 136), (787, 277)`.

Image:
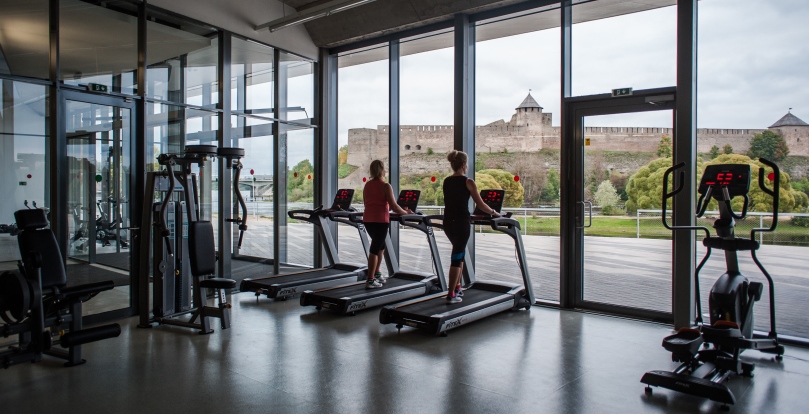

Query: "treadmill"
(379, 189), (535, 335)
(239, 189), (369, 299)
(299, 190), (446, 314)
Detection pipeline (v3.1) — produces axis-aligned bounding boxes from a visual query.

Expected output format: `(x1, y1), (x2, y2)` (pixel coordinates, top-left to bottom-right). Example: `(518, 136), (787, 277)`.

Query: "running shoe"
(446, 295), (463, 304)
(366, 279), (383, 289)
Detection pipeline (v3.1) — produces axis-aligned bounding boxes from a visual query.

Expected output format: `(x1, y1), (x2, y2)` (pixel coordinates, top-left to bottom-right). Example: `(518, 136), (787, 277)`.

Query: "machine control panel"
(699, 164), (751, 199)
(331, 189), (355, 210)
(397, 190), (421, 211)
(473, 189), (505, 216)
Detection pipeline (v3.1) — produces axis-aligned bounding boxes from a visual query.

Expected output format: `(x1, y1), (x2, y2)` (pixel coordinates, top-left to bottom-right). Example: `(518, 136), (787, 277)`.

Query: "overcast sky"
(334, 0), (809, 152)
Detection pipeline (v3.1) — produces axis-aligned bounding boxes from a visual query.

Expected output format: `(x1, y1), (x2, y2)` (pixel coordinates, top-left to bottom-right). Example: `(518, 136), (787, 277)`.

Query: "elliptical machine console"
(641, 158), (785, 410)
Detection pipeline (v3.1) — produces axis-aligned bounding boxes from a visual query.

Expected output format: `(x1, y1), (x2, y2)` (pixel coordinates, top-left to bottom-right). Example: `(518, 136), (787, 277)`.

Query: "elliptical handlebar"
(217, 147), (248, 249)
(752, 158), (780, 239)
(662, 162), (711, 239)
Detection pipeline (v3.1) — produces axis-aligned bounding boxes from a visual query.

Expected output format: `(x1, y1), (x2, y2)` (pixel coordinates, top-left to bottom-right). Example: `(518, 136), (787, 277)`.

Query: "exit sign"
(87, 83), (108, 93)
(611, 87), (633, 97)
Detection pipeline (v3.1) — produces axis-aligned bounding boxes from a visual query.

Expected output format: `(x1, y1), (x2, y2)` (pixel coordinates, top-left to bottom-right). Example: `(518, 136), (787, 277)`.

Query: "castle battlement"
(345, 93), (809, 168)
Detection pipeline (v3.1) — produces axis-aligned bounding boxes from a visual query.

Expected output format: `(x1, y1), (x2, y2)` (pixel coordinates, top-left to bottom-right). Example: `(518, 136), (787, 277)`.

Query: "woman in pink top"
(363, 160), (410, 288)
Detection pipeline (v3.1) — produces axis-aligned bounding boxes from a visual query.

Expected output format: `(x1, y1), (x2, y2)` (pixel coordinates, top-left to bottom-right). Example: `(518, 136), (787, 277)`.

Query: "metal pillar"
(218, 32), (233, 278)
(454, 14), (475, 269)
(673, 0), (698, 329)
(314, 48), (338, 268)
(559, 0), (574, 307)
(48, 0), (67, 257)
(388, 40), (401, 259)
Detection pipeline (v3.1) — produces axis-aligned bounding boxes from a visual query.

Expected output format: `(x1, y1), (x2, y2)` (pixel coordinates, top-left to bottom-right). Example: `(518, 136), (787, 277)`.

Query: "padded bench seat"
(199, 278), (237, 290)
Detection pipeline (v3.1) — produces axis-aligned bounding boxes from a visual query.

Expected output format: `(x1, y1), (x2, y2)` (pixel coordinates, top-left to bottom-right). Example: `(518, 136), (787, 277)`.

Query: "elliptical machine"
(641, 158), (785, 410)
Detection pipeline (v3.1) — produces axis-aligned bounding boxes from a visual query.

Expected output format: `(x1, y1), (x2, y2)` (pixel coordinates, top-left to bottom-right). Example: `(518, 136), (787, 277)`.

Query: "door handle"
(577, 201), (593, 228)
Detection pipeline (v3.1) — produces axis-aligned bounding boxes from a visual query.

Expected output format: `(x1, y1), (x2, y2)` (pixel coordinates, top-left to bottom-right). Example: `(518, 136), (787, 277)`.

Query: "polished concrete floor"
(2, 293), (808, 414)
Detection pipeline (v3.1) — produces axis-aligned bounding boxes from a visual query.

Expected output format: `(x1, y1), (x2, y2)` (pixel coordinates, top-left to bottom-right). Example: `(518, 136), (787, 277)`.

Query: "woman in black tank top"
(443, 150), (500, 304)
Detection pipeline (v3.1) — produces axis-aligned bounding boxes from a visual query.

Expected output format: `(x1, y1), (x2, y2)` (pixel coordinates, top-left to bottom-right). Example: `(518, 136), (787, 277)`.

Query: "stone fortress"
(346, 92), (809, 172)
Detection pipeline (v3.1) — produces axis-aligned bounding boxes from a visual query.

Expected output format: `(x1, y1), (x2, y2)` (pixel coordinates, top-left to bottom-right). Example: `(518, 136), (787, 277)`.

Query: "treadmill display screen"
(331, 189), (355, 210)
(473, 189), (505, 215)
(397, 190), (421, 211)
(699, 164), (751, 199)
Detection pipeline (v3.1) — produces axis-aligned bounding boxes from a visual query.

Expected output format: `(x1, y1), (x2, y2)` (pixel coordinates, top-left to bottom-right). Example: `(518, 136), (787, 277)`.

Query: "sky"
(335, 0), (809, 150)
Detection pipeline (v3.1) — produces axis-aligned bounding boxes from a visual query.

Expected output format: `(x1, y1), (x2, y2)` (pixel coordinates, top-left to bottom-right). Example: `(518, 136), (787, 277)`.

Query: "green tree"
(625, 158), (674, 213)
(723, 143), (734, 154)
(288, 159), (314, 201)
(475, 173), (501, 192)
(709, 145), (720, 159)
(541, 169), (561, 204)
(594, 180), (622, 215)
(747, 130), (789, 162)
(657, 134), (673, 158)
(478, 169), (524, 207)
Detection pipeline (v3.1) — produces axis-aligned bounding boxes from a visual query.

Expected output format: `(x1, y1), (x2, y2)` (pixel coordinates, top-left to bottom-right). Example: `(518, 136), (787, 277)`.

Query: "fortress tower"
(507, 92), (551, 130)
(768, 110), (809, 157)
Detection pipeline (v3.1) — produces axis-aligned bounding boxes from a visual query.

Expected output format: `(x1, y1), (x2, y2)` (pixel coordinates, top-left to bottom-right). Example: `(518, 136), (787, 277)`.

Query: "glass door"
(63, 91), (134, 317)
(563, 88), (677, 321)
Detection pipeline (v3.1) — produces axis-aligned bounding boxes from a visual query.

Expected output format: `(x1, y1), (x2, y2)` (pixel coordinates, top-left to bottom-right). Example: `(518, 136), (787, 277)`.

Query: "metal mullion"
(314, 49), (338, 268)
(0, 73), (53, 86)
(274, 48), (288, 274)
(673, 0), (698, 329)
(559, 0), (572, 308)
(388, 40), (400, 263)
(49, 0), (67, 258)
(130, 0), (147, 315)
(218, 31), (232, 278)
(453, 14), (475, 278)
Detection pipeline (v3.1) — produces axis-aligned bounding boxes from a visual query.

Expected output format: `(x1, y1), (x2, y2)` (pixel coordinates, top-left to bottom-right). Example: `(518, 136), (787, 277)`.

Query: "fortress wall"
(347, 124), (808, 164)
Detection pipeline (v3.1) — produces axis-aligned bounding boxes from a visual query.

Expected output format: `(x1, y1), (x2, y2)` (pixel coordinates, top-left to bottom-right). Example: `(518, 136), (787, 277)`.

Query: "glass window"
(231, 37), (274, 114)
(281, 52), (313, 125)
(146, 11), (218, 105)
(572, 4), (676, 96)
(337, 44), (389, 268)
(0, 0), (50, 79)
(698, 0), (809, 339)
(285, 126), (315, 267)
(0, 80), (48, 263)
(399, 31), (454, 277)
(475, 9), (562, 303)
(60, 0), (139, 94)
(229, 115), (274, 263)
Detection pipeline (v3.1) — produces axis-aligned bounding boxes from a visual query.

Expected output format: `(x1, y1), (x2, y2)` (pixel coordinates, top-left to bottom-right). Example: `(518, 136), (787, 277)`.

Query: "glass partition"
(146, 12), (218, 105)
(60, 0), (138, 94)
(337, 44), (389, 268)
(231, 37), (274, 114)
(0, 80), (48, 264)
(0, 0), (50, 80)
(286, 126), (315, 267)
(475, 9), (562, 303)
(572, 3), (676, 96)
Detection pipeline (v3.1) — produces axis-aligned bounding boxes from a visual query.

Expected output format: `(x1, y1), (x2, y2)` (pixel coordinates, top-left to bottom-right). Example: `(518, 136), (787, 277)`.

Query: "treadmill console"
(699, 164), (751, 199)
(473, 189), (505, 216)
(331, 189), (355, 211)
(397, 190), (421, 211)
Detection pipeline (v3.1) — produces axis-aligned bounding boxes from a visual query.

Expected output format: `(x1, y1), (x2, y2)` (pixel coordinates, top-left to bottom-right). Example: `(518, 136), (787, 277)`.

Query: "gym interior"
(2, 0), (808, 413)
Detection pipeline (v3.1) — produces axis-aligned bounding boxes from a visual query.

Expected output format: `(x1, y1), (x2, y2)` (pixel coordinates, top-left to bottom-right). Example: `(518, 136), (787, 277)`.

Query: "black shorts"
(364, 222), (389, 255)
(443, 218), (470, 266)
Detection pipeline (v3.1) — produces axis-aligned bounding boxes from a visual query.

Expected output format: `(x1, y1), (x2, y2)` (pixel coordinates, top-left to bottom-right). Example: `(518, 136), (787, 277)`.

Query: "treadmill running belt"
(320, 278), (418, 297)
(243, 268), (351, 287)
(399, 289), (506, 315)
